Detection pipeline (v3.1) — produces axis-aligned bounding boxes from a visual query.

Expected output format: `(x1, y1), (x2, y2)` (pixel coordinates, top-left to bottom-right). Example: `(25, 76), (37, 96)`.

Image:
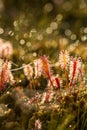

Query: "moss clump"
(2, 121), (21, 130)
(48, 109), (62, 130)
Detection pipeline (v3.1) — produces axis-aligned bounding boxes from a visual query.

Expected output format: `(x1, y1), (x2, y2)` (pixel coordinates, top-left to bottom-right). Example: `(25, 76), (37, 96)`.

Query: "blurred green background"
(1, 0), (87, 39)
(0, 0), (87, 63)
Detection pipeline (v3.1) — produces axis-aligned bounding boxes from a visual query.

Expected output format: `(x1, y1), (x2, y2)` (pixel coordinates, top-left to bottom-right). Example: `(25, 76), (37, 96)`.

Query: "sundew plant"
(0, 39), (86, 95)
(0, 39), (87, 130)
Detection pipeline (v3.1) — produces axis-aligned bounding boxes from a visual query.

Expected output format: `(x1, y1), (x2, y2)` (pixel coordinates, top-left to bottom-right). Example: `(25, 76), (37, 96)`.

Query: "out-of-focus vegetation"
(0, 0), (87, 66)
(0, 0), (87, 65)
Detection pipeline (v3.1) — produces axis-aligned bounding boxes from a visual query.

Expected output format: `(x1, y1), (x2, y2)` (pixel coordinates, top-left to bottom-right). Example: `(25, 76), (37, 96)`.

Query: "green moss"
(48, 109), (62, 130)
(48, 119), (58, 130)
(56, 114), (75, 130)
(20, 108), (36, 130)
(1, 121), (21, 130)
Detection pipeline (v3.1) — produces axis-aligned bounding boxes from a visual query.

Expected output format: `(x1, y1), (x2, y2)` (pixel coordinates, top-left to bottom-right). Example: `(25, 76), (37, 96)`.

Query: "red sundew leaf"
(8, 71), (15, 85)
(55, 77), (61, 89)
(69, 57), (82, 87)
(23, 64), (33, 80)
(72, 59), (77, 78)
(34, 59), (42, 78)
(0, 60), (9, 91)
(41, 55), (51, 77)
(70, 58), (77, 86)
(45, 92), (51, 102)
(40, 55), (54, 88)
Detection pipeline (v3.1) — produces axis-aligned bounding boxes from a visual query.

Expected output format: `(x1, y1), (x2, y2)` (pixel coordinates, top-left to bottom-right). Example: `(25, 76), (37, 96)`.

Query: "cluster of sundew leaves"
(22, 50), (85, 91)
(0, 37), (86, 93)
(0, 38), (86, 95)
